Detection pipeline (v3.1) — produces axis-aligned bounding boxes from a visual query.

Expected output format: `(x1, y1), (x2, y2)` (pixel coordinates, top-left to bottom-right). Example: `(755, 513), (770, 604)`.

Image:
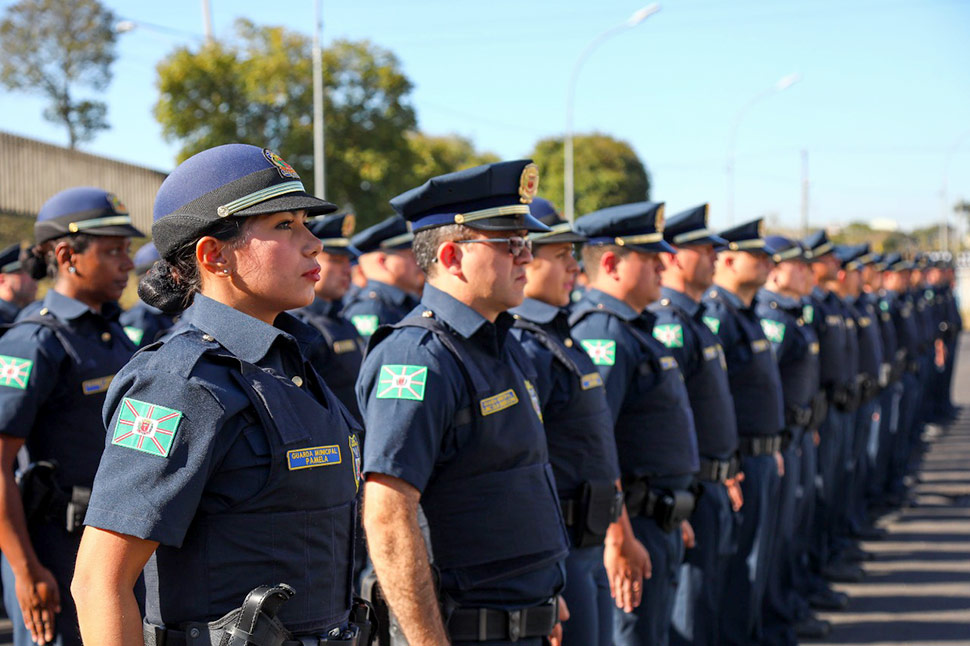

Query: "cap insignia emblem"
(341, 214), (356, 237)
(263, 149), (300, 179)
(519, 163), (539, 204)
(107, 193), (128, 215)
(655, 205), (665, 232)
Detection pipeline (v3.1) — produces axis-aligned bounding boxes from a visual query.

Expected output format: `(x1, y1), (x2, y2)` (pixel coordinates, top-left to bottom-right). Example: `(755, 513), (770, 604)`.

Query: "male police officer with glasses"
(358, 161), (570, 646)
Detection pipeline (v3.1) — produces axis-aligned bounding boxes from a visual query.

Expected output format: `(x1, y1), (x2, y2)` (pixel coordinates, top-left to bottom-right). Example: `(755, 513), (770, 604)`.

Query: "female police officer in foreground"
(0, 187), (142, 646)
(71, 144), (365, 646)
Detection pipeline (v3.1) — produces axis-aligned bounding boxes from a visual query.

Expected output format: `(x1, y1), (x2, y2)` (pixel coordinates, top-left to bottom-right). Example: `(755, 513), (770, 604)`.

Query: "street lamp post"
(312, 0), (326, 199)
(940, 130), (970, 253)
(563, 4), (660, 222)
(725, 73), (801, 225)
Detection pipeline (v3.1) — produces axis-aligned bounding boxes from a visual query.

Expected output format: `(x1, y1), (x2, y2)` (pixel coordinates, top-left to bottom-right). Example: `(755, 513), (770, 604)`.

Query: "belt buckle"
(507, 608), (522, 642)
(717, 461), (730, 482)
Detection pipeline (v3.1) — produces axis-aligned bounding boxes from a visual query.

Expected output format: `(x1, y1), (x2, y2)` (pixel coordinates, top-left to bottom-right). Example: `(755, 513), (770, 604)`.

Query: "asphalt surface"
(0, 335), (967, 645)
(816, 332), (970, 645)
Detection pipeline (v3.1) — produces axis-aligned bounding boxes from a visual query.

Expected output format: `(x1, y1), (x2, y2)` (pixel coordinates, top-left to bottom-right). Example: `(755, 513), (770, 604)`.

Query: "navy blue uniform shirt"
(755, 289), (820, 418)
(0, 298), (19, 325)
(342, 280), (419, 339)
(119, 300), (176, 348)
(357, 283), (567, 608)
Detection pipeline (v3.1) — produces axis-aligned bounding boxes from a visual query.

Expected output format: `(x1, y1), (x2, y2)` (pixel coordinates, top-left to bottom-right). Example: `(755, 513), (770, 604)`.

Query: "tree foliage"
(154, 20), (419, 227)
(0, 0), (118, 148)
(406, 133), (499, 187)
(530, 133), (651, 216)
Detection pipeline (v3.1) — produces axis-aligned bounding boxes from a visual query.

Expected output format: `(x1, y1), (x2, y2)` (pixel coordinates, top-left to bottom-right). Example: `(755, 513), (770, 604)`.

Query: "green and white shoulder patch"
(124, 326), (145, 346)
(652, 323), (684, 348)
(112, 397), (183, 457)
(0, 355), (33, 390)
(579, 339), (616, 366)
(376, 364), (428, 401)
(702, 316), (721, 335)
(802, 304), (815, 324)
(760, 319), (786, 343)
(351, 314), (379, 337)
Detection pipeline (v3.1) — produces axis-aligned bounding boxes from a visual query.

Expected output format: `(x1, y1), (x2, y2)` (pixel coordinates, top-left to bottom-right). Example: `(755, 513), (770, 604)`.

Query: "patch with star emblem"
(376, 364), (428, 401)
(652, 323), (684, 348)
(702, 316), (721, 335)
(580, 339), (616, 366)
(351, 314), (379, 337)
(111, 398), (183, 457)
(760, 319), (786, 343)
(124, 326), (145, 346)
(802, 304), (814, 323)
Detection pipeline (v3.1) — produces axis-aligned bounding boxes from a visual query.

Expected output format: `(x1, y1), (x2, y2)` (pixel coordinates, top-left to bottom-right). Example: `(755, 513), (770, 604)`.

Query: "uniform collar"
(660, 286), (702, 318)
(184, 293), (315, 364)
(366, 279), (415, 307)
(510, 297), (561, 324)
(0, 298), (19, 320)
(43, 289), (122, 322)
(583, 288), (642, 321)
(757, 288), (801, 309)
(712, 284), (747, 311)
(420, 283), (514, 348)
(304, 297), (342, 318)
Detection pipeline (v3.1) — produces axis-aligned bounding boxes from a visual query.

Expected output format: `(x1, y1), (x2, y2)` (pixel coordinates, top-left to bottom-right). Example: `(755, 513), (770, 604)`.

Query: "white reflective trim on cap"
(453, 204), (530, 224)
(530, 222), (574, 241)
(772, 246), (803, 262)
(217, 180), (306, 217)
(379, 232), (415, 249)
(318, 238), (351, 247)
(68, 215), (133, 233)
(614, 232), (663, 246)
(809, 241), (833, 258)
(673, 227), (717, 244)
(1, 261), (21, 273)
(727, 239), (766, 251)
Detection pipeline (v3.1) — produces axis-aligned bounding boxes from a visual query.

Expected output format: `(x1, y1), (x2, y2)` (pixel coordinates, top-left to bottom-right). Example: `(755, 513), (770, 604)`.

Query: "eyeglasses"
(453, 236), (533, 258)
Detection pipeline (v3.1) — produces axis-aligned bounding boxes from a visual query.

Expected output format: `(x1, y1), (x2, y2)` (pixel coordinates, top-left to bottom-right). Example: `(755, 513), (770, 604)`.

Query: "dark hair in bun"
(138, 218), (247, 314)
(21, 235), (95, 280)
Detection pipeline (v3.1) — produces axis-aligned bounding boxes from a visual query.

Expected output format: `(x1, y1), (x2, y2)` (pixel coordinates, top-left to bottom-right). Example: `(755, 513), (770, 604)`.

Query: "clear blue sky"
(2, 0), (968, 235)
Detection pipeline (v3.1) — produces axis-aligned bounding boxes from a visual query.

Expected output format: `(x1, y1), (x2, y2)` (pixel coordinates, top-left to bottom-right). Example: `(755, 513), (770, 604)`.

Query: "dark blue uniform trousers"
(791, 429), (824, 598)
(869, 383), (902, 504)
(721, 454), (781, 646)
(670, 482), (736, 646)
(762, 441), (803, 646)
(847, 399), (879, 532)
(561, 545), (612, 646)
(613, 515), (683, 646)
(814, 407), (849, 564)
(888, 372), (920, 497)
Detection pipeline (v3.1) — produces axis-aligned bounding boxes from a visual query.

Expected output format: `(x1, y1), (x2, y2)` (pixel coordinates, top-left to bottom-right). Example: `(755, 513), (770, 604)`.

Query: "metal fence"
(0, 131), (166, 234)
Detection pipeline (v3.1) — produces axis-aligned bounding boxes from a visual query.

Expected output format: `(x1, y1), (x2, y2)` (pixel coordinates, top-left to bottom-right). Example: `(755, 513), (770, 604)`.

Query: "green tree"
(0, 0), (118, 148)
(154, 20), (417, 227)
(530, 133), (650, 215)
(406, 133), (499, 187)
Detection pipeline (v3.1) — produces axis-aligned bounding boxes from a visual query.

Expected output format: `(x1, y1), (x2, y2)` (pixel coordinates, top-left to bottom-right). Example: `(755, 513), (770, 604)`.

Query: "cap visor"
(233, 192), (337, 218)
(630, 240), (677, 254)
(86, 223), (146, 238)
(467, 213), (552, 233)
(322, 244), (362, 258)
(533, 231), (588, 245)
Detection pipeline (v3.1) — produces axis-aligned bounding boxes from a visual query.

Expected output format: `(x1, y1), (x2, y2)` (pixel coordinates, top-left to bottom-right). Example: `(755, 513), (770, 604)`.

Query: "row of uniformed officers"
(0, 144), (960, 646)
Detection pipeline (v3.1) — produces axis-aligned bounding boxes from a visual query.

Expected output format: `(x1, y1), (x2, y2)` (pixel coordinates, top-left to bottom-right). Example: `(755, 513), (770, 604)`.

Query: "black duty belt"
(447, 597), (559, 642)
(696, 457), (735, 483)
(144, 626), (361, 646)
(738, 434), (782, 457)
(784, 404), (812, 428)
(622, 478), (697, 532)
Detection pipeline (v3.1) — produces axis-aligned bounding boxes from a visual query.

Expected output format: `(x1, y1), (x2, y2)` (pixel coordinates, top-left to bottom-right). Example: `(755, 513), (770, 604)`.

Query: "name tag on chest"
(480, 389), (519, 416)
(659, 356), (679, 370)
(751, 339), (770, 353)
(81, 375), (114, 395)
(333, 339), (357, 354)
(702, 345), (719, 361)
(287, 445), (342, 470)
(580, 372), (604, 390)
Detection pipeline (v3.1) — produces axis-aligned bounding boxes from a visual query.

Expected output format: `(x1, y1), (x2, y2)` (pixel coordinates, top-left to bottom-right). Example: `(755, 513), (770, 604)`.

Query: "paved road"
(817, 332), (970, 645)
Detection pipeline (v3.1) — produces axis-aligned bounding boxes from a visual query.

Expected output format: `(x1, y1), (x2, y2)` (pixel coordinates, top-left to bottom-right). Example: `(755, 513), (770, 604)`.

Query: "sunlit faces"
(618, 250), (665, 310)
(315, 251), (352, 302)
(730, 251), (772, 289)
(861, 265), (882, 291)
(524, 242), (579, 308)
(812, 253), (840, 282)
(768, 259), (802, 295)
(69, 236), (133, 303)
(842, 268), (862, 297)
(453, 229), (533, 316)
(383, 249), (425, 296)
(227, 210), (323, 317)
(0, 270), (38, 307)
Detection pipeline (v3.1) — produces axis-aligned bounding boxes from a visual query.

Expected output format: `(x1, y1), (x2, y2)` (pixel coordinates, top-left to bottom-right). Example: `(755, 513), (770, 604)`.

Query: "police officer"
(703, 218), (784, 646)
(292, 212), (366, 420)
(72, 145), (365, 645)
(0, 187), (143, 646)
(358, 160), (569, 646)
(119, 242), (177, 347)
(510, 203), (646, 646)
(570, 202), (700, 646)
(342, 215), (423, 339)
(649, 204), (740, 646)
(0, 244), (37, 325)
(878, 253), (921, 507)
(756, 236), (830, 642)
(926, 258), (961, 422)
(802, 230), (864, 583)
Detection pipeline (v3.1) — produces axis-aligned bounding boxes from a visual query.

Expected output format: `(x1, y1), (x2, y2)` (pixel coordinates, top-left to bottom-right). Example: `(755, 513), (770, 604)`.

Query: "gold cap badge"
(519, 163), (539, 204)
(655, 205), (665, 232)
(341, 213), (356, 237)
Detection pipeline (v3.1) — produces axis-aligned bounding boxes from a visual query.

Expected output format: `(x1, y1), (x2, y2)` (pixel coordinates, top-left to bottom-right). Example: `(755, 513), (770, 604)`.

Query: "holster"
(808, 392), (828, 431)
(16, 460), (91, 533)
(622, 477), (696, 533)
(561, 481), (623, 548)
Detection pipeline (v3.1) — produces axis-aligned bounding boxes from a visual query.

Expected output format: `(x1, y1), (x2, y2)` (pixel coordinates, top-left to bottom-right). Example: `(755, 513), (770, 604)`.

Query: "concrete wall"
(0, 131), (166, 234)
